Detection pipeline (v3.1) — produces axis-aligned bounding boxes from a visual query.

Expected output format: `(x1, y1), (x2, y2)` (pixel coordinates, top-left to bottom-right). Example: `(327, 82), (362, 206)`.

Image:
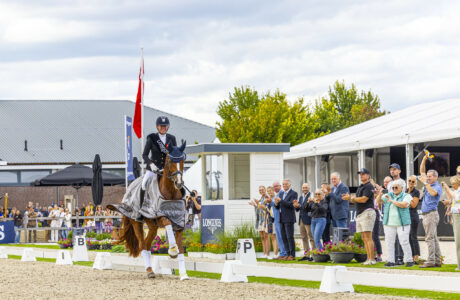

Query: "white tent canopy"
(285, 99), (460, 160)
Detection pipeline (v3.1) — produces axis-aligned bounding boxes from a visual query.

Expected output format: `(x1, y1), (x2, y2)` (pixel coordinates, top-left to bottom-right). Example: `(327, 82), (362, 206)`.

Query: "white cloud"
(0, 0), (460, 126)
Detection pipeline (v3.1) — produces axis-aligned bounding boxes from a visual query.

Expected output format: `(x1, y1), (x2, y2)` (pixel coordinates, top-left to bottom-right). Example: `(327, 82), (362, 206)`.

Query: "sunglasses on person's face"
(457, 172), (460, 175)
(408, 180), (416, 183)
(315, 193), (322, 196)
(392, 187), (399, 190)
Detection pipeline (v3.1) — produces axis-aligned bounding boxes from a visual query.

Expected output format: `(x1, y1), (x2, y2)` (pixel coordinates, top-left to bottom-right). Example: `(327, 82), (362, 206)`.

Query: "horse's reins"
(157, 155), (193, 195)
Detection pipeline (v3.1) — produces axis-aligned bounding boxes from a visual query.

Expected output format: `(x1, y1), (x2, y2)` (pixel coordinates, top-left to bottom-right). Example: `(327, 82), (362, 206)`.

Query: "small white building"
(185, 143), (290, 232)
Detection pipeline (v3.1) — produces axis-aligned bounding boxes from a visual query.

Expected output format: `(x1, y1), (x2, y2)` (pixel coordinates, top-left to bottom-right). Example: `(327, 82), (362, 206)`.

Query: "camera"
(190, 192), (196, 197)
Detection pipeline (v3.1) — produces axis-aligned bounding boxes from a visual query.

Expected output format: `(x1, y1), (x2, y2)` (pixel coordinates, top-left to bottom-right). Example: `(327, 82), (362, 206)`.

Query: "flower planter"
(312, 254), (330, 263)
(101, 244), (112, 250)
(158, 247), (168, 254)
(87, 244), (100, 250)
(354, 253), (367, 263)
(58, 244), (70, 249)
(329, 252), (355, 263)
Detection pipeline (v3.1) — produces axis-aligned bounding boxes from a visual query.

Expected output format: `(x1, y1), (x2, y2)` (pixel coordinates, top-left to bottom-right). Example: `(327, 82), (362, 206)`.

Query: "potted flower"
(58, 238), (72, 249)
(307, 247), (330, 262)
(151, 244), (160, 254)
(87, 240), (100, 250)
(158, 243), (169, 254)
(329, 241), (355, 263)
(352, 243), (367, 263)
(100, 239), (113, 250)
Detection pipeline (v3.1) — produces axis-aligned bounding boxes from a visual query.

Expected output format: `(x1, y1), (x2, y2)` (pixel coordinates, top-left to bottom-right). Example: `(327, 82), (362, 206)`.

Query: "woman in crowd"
(9, 207), (16, 218)
(83, 204), (93, 227)
(407, 175), (421, 263)
(62, 208), (72, 239)
(377, 179), (414, 267)
(50, 204), (60, 242)
(13, 209), (23, 243)
(306, 189), (328, 249)
(261, 186), (279, 258)
(95, 205), (104, 233)
(104, 207), (113, 232)
(249, 186), (271, 258)
(442, 176), (460, 271)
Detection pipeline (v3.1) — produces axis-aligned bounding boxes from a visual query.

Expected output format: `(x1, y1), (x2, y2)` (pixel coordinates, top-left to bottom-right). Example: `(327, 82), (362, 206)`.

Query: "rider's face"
(157, 125), (168, 135)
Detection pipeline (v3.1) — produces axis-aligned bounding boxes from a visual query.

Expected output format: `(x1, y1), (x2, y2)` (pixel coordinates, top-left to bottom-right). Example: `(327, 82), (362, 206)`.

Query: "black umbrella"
(92, 154), (103, 206)
(34, 164), (125, 186)
(133, 157), (141, 179)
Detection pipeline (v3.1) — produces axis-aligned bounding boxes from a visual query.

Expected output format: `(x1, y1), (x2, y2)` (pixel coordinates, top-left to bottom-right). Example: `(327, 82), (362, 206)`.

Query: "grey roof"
(0, 100), (215, 164)
(185, 143), (290, 154)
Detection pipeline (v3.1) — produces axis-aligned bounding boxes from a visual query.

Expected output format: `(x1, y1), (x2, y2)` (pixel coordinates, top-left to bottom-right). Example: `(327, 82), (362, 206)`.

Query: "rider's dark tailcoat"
(142, 133), (177, 171)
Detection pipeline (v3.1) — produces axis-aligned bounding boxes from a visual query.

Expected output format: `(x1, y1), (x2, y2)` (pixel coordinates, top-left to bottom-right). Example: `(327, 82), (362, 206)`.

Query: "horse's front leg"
(175, 230), (189, 280)
(143, 219), (158, 278)
(157, 217), (178, 258)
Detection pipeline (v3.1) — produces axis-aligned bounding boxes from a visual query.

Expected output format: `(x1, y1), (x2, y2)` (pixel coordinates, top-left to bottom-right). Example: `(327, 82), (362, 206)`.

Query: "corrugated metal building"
(0, 100), (216, 186)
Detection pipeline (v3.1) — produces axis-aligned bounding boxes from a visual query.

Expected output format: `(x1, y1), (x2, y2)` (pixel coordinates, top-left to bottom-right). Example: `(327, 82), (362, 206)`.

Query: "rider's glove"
(150, 163), (163, 174)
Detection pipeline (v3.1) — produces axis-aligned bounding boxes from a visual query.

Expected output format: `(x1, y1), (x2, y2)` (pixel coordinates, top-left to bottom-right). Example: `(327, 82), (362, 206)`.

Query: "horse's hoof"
(147, 272), (156, 279)
(180, 273), (189, 281)
(168, 245), (179, 258)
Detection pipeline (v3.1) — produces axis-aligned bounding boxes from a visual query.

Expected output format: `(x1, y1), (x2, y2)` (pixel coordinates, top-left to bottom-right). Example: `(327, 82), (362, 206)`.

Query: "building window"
(20, 170), (51, 184)
(205, 155), (223, 201)
(0, 171), (19, 185)
(229, 154), (250, 199)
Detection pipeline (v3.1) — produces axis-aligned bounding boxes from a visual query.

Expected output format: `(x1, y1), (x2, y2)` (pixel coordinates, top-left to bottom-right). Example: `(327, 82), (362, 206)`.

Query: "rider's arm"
(142, 136), (153, 166)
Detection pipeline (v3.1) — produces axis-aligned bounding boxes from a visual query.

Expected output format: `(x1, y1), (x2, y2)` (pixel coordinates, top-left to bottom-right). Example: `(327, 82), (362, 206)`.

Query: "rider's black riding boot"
(136, 188), (146, 222)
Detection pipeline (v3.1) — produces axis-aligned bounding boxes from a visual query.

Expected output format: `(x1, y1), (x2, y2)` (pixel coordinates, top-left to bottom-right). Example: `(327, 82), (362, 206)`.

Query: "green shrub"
(67, 231), (73, 240)
(351, 232), (364, 247)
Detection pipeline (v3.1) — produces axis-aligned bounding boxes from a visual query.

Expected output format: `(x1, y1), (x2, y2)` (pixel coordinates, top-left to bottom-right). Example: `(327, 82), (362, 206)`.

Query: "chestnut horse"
(109, 142), (188, 279)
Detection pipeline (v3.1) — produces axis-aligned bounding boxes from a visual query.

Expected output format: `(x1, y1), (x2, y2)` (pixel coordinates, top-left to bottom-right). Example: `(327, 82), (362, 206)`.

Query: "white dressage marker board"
(56, 250), (73, 265)
(235, 239), (257, 265)
(72, 235), (89, 262)
(93, 252), (113, 270)
(21, 248), (36, 262)
(0, 246), (7, 259)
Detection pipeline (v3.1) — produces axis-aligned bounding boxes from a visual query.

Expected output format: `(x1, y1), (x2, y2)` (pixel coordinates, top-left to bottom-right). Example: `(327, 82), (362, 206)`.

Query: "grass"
(257, 258), (460, 273)
(1, 244), (60, 249)
(7, 254), (94, 267)
(175, 269), (460, 300)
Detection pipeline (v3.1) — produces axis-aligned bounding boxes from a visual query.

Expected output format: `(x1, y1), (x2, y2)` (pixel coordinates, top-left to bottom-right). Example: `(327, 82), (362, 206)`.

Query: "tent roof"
(285, 99), (460, 160)
(34, 164), (124, 186)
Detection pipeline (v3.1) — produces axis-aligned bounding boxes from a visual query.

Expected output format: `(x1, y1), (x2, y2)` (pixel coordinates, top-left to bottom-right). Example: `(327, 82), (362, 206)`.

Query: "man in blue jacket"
(324, 172), (350, 229)
(296, 183), (315, 261)
(275, 179), (298, 260)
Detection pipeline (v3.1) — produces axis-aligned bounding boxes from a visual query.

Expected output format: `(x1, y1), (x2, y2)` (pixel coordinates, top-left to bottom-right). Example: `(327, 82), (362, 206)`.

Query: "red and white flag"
(133, 50), (144, 138)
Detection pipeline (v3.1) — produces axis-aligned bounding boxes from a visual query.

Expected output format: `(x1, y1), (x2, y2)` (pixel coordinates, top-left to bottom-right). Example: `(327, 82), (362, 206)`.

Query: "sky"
(0, 0), (459, 127)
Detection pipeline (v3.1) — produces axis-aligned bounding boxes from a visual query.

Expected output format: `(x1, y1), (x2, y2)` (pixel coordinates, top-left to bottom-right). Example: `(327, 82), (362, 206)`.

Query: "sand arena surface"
(0, 259), (415, 300)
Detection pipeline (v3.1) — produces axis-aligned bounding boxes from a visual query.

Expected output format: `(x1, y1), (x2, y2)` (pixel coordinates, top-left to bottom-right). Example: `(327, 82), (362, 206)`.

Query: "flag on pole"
(133, 50), (144, 138)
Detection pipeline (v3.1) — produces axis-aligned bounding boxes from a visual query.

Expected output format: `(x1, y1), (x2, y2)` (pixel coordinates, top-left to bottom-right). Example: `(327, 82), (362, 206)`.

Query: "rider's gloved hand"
(150, 163), (163, 174)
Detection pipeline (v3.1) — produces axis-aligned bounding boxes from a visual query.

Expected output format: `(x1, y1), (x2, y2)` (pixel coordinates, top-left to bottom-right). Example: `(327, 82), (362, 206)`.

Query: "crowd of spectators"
(2, 201), (122, 243)
(249, 152), (460, 271)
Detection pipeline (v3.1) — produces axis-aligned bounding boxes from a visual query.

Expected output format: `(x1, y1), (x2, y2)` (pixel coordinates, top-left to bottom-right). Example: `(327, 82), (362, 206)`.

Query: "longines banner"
(201, 205), (224, 245)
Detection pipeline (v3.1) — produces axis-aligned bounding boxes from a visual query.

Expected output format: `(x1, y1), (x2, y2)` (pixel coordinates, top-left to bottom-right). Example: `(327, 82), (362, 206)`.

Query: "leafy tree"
(216, 82), (386, 146)
(216, 87), (315, 146)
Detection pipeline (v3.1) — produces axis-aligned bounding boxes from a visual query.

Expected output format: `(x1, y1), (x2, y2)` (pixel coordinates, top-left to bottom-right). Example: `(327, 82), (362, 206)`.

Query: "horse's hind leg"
(175, 230), (189, 280)
(157, 217), (178, 258)
(143, 219), (158, 278)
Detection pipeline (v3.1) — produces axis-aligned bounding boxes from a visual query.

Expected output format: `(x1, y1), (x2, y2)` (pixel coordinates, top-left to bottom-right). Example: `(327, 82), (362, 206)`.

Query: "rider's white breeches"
(142, 170), (156, 190)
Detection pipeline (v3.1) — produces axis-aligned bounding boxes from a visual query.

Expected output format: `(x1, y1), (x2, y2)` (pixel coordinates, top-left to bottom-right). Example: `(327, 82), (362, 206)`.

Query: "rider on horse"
(140, 115), (177, 214)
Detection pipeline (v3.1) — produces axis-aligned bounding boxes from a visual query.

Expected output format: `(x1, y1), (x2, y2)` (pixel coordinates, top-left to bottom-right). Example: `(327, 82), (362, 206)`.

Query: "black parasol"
(92, 154), (103, 206)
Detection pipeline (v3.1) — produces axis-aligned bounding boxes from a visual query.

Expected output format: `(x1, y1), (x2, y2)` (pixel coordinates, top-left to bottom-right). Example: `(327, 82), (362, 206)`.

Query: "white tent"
(285, 99), (460, 160)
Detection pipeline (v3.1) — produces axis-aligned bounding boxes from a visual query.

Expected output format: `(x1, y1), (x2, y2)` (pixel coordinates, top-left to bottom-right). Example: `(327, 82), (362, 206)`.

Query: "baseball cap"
(389, 163), (401, 170)
(357, 168), (371, 175)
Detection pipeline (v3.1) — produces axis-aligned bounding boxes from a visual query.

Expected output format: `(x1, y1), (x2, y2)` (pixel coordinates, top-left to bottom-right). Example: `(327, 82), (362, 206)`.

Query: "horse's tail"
(116, 215), (142, 257)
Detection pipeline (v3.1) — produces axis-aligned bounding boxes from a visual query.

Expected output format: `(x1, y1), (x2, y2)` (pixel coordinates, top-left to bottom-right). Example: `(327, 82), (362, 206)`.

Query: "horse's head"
(165, 141), (186, 190)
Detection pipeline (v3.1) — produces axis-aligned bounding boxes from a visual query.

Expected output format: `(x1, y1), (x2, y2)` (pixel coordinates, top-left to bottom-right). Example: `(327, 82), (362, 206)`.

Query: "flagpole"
(140, 47), (145, 175)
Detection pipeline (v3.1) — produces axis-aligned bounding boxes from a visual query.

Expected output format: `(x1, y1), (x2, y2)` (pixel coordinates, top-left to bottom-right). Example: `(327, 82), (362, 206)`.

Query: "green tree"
(216, 87), (315, 146)
(216, 82), (386, 146)
(314, 80), (385, 131)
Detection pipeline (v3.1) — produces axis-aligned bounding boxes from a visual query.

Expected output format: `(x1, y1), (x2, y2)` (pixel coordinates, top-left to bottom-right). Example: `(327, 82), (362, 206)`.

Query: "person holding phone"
(306, 189), (328, 249)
